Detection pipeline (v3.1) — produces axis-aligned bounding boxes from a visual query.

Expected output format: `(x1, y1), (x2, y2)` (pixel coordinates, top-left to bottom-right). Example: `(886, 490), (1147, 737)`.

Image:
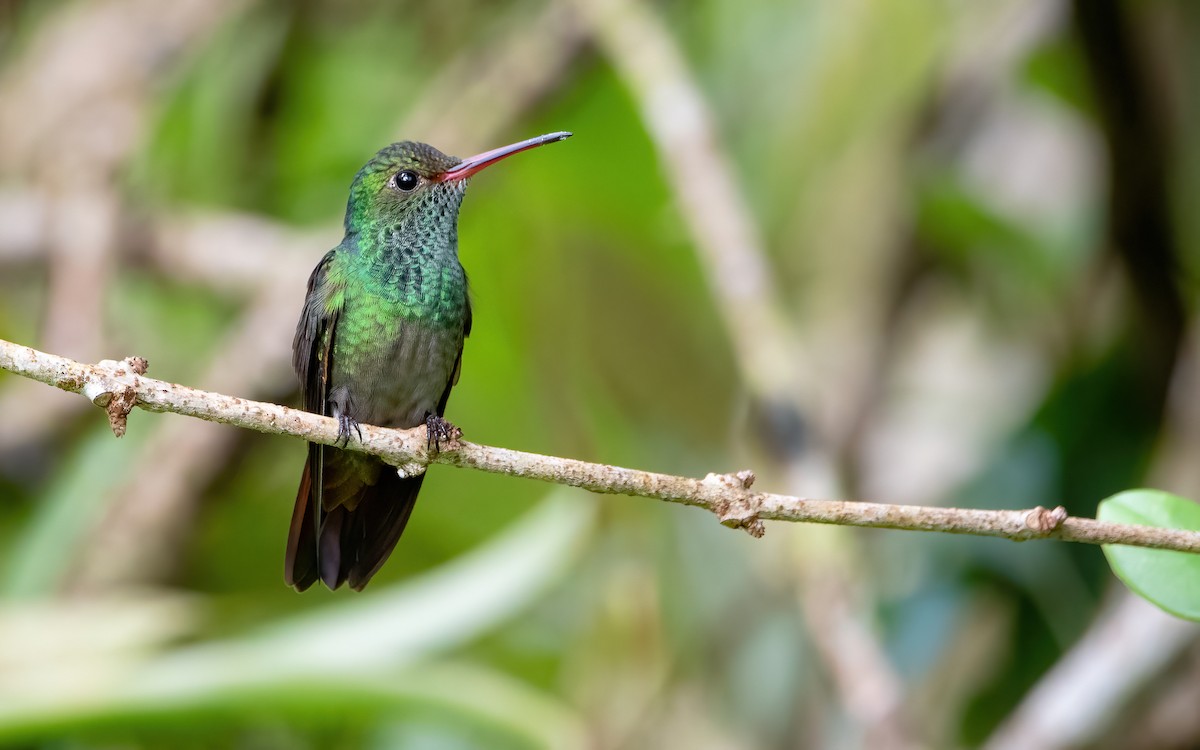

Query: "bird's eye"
(393, 170), (419, 192)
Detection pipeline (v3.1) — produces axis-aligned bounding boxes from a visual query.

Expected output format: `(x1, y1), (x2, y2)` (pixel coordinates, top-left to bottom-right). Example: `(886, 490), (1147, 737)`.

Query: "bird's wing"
(439, 296), (471, 413)
(293, 249), (341, 415)
(286, 250), (341, 591)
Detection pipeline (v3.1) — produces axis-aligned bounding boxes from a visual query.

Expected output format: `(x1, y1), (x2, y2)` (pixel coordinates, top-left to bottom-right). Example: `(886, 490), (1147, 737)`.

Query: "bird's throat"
(342, 229), (468, 328)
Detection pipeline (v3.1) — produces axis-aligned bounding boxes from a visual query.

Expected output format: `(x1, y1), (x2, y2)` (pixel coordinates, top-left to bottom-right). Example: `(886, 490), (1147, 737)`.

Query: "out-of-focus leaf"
(2, 424), (151, 599)
(1099, 489), (1200, 621)
(0, 660), (584, 750)
(917, 174), (1065, 289)
(0, 593), (201, 691)
(230, 491), (594, 675)
(0, 493), (593, 746)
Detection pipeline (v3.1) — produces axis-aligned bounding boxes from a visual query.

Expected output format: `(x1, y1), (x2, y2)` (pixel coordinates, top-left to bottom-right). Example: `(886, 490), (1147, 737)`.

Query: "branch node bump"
(1025, 505), (1068, 535)
(703, 470), (756, 492)
(86, 356), (147, 437)
(105, 386), (137, 438)
(85, 384), (113, 407)
(394, 462), (427, 480)
(84, 358), (121, 406)
(705, 470), (765, 538)
(725, 516), (766, 538)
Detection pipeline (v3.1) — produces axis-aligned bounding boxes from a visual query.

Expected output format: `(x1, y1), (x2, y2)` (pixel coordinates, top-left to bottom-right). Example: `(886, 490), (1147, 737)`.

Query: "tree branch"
(3, 336), (1198, 553)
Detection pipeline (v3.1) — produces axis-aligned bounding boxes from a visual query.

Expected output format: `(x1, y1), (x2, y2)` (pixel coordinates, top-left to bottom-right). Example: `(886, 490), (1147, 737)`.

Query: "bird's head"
(344, 132), (572, 235)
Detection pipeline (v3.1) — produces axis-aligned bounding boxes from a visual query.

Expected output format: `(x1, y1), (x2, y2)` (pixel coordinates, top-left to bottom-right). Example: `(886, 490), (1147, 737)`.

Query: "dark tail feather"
(284, 447), (320, 591)
(344, 468), (423, 590)
(286, 447), (423, 592)
(319, 504), (348, 589)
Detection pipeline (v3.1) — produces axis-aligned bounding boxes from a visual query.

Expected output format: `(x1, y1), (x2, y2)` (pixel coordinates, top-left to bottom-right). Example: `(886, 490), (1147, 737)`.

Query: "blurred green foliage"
(1, 0), (1199, 748)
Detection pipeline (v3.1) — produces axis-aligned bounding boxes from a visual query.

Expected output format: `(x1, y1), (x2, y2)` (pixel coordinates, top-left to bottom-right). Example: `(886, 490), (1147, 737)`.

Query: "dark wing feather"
(292, 250), (339, 414)
(285, 251), (339, 592)
(442, 297), (471, 406)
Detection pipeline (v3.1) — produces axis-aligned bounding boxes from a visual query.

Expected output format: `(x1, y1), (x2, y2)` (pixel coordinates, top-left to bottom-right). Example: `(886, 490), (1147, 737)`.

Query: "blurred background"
(1, 0), (1199, 748)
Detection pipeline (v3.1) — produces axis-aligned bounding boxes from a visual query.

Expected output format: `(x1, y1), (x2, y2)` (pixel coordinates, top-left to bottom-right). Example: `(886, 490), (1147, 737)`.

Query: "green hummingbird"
(285, 131), (572, 591)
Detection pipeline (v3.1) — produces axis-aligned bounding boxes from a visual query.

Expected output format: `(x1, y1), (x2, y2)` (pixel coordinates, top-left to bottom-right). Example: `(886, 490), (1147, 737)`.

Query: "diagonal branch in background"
(4, 337), (1200, 555)
(571, 1), (908, 742)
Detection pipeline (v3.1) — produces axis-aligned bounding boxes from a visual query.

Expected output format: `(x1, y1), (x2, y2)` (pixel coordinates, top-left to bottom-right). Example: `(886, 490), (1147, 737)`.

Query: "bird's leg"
(425, 412), (461, 452)
(329, 387), (362, 448)
(336, 413), (363, 447)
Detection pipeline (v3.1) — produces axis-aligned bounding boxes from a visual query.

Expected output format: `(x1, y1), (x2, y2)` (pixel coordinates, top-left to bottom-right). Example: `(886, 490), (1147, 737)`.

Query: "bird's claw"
(336, 413), (363, 448)
(425, 414), (461, 452)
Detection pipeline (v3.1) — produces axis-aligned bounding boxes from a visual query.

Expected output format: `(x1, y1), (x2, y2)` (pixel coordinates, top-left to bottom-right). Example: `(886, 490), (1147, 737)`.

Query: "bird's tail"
(285, 444), (422, 591)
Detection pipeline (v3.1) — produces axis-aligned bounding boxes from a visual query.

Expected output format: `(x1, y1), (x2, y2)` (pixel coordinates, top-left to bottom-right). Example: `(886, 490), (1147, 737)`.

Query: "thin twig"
(3, 337), (1198, 553)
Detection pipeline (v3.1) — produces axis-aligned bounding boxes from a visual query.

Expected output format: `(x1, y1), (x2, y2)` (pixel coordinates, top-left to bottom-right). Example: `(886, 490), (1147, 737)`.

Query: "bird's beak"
(436, 131), (572, 182)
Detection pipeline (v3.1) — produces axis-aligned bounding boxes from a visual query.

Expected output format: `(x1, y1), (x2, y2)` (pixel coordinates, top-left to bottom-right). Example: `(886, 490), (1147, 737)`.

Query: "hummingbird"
(285, 131), (572, 591)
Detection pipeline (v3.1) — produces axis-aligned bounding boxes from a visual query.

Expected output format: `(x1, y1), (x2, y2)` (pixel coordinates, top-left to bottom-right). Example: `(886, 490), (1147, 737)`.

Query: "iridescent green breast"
(323, 248), (468, 429)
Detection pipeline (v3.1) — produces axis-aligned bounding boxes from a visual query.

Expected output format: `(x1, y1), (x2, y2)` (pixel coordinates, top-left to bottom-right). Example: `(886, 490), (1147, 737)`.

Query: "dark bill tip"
(437, 131), (573, 182)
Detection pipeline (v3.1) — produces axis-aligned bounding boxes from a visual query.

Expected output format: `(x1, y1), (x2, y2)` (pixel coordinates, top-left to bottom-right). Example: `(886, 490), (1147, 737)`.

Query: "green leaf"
(1098, 489), (1200, 620)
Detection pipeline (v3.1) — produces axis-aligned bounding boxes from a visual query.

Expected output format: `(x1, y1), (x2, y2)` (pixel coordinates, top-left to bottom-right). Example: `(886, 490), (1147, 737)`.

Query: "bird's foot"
(336, 412), (363, 448)
(425, 413), (462, 452)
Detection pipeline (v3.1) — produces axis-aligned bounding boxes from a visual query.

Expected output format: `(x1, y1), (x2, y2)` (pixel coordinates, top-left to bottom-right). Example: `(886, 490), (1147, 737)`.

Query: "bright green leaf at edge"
(1098, 489), (1200, 621)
